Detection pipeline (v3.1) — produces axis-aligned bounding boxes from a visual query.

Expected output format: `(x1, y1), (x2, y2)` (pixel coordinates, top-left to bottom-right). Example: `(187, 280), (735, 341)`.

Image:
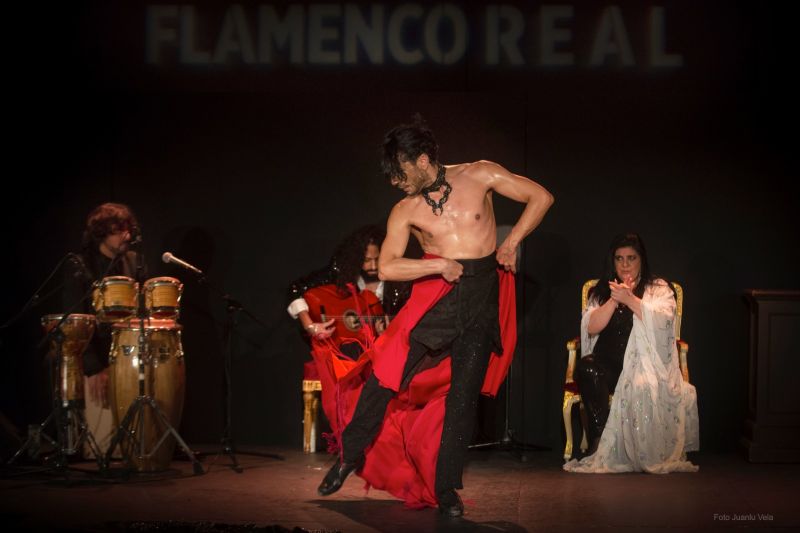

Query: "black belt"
(456, 253), (497, 276)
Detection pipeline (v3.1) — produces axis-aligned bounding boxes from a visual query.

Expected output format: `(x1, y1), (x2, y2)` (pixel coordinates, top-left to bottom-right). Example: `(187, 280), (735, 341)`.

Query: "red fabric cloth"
(310, 258), (517, 508)
(310, 338), (372, 452)
(302, 361), (319, 381)
(307, 283), (380, 450)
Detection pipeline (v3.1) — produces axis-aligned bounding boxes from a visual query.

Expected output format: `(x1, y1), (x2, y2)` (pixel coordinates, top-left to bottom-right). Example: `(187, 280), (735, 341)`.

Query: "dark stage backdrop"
(2, 1), (796, 454)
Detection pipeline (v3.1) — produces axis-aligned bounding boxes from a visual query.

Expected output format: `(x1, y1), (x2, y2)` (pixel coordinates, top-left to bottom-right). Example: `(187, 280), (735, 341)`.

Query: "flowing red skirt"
(310, 266), (516, 508)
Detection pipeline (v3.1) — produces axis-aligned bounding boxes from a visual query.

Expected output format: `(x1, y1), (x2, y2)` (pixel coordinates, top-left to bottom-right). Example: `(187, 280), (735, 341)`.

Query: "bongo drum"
(143, 277), (183, 319)
(92, 276), (138, 322)
(108, 319), (185, 471)
(41, 314), (96, 405)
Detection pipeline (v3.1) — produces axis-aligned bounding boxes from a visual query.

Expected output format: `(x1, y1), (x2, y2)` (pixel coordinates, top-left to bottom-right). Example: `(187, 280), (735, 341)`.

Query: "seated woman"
(564, 233), (699, 473)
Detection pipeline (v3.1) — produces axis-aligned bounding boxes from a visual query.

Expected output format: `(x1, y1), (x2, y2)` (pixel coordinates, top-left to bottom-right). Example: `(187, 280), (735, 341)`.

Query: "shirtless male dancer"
(318, 117), (553, 516)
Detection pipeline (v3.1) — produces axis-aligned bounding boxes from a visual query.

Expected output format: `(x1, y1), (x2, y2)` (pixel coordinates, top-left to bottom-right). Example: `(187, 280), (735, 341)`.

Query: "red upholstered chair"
(562, 279), (690, 460)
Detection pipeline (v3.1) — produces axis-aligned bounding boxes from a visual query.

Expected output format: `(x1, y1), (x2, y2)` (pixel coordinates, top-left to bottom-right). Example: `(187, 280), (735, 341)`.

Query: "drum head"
(112, 318), (182, 331)
(93, 276), (138, 322)
(144, 276), (182, 287)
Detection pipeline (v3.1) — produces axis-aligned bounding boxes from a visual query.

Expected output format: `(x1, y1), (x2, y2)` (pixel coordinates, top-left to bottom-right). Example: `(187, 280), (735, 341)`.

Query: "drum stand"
(104, 293), (204, 476)
(6, 325), (106, 475)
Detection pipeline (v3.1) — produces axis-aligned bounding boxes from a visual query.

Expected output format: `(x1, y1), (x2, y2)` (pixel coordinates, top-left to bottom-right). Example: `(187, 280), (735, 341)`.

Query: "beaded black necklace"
(421, 164), (452, 216)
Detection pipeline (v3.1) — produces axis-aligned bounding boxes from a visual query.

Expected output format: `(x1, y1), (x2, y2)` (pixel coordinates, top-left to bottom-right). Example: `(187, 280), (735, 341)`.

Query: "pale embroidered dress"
(564, 279), (699, 473)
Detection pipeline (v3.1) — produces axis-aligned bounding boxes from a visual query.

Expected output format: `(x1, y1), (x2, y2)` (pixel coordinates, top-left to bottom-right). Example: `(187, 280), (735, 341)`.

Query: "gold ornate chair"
(562, 279), (690, 460)
(302, 379), (322, 453)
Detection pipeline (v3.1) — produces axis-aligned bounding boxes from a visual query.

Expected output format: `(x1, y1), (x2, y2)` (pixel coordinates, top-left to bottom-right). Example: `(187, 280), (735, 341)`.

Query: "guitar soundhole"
(343, 309), (362, 332)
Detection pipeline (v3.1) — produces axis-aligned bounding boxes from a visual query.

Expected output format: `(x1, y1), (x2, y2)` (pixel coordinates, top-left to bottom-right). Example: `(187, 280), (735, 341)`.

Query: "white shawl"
(564, 279), (699, 473)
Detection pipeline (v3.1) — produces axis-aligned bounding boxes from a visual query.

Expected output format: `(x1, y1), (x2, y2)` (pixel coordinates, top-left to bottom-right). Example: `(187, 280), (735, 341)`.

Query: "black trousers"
(341, 254), (501, 496)
(574, 353), (623, 443)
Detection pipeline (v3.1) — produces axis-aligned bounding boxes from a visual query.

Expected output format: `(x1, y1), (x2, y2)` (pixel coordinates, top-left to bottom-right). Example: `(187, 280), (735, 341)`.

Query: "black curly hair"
(381, 113), (439, 183)
(81, 202), (139, 251)
(330, 224), (386, 291)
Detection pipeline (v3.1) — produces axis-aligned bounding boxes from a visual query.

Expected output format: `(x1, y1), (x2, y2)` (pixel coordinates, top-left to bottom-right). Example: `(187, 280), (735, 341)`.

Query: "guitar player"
(285, 224), (410, 346)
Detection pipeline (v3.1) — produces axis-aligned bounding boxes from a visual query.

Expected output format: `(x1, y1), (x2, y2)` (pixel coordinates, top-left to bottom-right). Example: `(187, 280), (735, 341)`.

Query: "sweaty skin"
(380, 155), (553, 283)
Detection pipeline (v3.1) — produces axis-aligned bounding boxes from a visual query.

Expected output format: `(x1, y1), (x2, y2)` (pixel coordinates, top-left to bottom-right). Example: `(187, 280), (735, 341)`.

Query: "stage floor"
(1, 446), (797, 532)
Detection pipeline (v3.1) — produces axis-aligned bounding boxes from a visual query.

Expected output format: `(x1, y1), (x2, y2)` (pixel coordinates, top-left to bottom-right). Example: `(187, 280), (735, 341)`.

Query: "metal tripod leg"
(145, 396), (204, 475)
(69, 406), (107, 471)
(104, 395), (140, 472)
(6, 411), (56, 466)
(6, 403), (107, 474)
(220, 435), (242, 473)
(105, 395), (204, 476)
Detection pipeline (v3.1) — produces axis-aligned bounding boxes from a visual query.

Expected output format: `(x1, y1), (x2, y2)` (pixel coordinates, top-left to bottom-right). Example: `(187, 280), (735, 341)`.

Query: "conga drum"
(92, 276), (138, 322)
(143, 277), (183, 319)
(108, 319), (185, 471)
(41, 314), (96, 406)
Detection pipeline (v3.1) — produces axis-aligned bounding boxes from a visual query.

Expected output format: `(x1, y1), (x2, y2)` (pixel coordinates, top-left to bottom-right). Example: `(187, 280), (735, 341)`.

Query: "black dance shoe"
(317, 457), (364, 496)
(437, 489), (464, 517)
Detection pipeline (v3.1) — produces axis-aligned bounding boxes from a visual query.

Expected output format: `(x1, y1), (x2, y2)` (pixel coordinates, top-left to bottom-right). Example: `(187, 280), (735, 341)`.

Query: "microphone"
(67, 253), (92, 280)
(128, 226), (142, 246)
(162, 252), (203, 275)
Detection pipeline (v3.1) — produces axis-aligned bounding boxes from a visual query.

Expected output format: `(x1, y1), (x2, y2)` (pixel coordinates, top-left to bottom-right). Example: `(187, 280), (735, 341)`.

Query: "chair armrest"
(565, 337), (580, 382)
(677, 339), (690, 383)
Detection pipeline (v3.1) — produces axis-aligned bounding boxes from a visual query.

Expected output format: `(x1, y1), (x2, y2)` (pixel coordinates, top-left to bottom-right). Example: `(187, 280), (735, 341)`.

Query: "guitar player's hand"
(307, 318), (336, 339)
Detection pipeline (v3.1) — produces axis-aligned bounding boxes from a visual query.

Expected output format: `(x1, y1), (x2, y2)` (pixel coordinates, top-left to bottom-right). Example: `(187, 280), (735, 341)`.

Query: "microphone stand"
(0, 253), (73, 332)
(5, 254), (108, 476)
(216, 287), (283, 470)
(167, 256), (281, 473)
(221, 294), (243, 473)
(104, 244), (204, 476)
(467, 243), (549, 460)
(0, 253), (70, 464)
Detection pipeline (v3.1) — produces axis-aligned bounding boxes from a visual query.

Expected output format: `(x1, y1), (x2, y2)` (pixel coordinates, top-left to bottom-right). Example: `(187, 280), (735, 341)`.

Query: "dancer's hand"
(441, 259), (463, 283)
(496, 242), (517, 272)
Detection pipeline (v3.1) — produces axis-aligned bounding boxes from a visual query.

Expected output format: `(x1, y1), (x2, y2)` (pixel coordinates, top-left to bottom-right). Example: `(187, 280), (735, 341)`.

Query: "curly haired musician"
(285, 224), (410, 343)
(286, 224), (412, 453)
(62, 202), (144, 451)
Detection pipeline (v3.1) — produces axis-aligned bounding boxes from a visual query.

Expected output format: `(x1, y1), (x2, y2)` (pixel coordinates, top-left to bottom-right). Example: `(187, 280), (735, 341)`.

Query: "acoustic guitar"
(303, 284), (387, 344)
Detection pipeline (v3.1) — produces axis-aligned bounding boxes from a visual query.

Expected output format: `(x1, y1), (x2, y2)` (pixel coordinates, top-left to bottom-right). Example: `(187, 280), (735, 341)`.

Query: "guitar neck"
(317, 305), (391, 322)
(319, 315), (391, 321)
